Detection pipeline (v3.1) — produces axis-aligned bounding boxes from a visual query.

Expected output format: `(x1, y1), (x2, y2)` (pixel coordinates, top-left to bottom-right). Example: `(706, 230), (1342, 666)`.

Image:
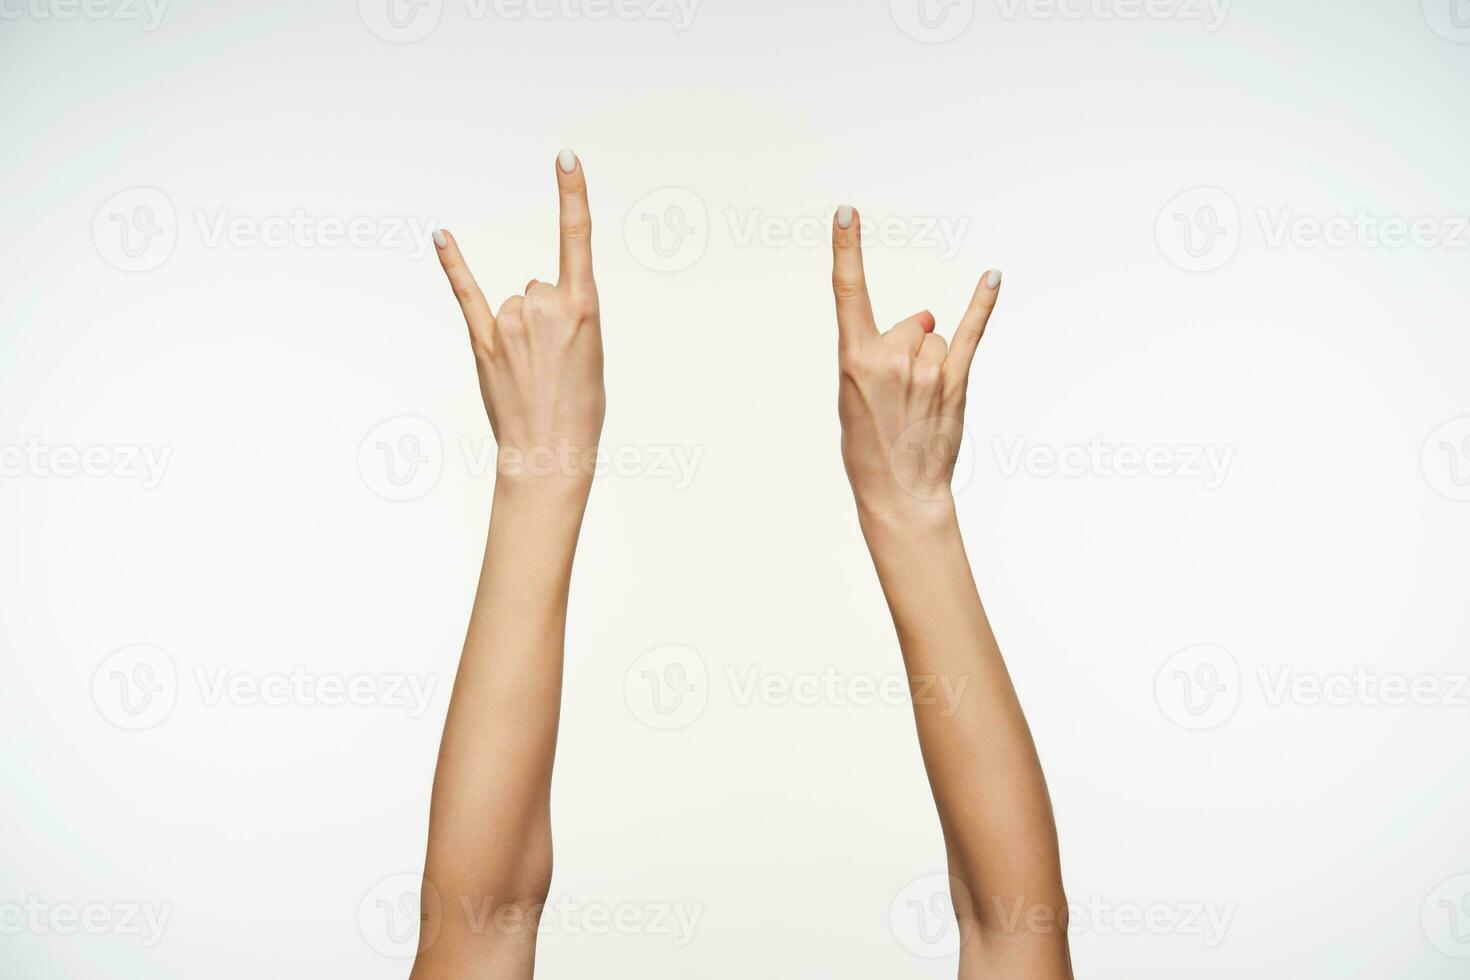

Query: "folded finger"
(917, 331), (948, 366)
(887, 310), (936, 356)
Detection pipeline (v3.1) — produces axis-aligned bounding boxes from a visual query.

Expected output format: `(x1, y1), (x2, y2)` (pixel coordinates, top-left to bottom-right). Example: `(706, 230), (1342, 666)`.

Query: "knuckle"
(560, 218), (592, 241)
(913, 363), (942, 388)
(497, 303), (524, 330)
(942, 370), (969, 401)
(832, 277), (866, 300)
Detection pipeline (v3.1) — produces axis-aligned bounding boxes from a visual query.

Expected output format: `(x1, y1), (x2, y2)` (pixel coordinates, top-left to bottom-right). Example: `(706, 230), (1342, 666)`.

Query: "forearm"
(415, 481), (589, 966)
(860, 501), (1069, 969)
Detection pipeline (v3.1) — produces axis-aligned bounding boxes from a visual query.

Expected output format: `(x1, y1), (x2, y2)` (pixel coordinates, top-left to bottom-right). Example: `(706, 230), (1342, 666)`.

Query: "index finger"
(832, 204), (878, 348)
(945, 269), (1002, 385)
(555, 148), (595, 293)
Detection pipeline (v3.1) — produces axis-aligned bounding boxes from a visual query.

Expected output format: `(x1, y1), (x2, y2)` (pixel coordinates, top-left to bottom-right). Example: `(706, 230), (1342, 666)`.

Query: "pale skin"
(409, 150), (602, 980)
(833, 205), (1073, 978)
(408, 156), (1067, 979)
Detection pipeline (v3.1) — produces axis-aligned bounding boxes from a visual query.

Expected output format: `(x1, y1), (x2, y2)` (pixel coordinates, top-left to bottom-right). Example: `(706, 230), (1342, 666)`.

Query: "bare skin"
(831, 205), (1073, 979)
(409, 151), (603, 980)
(403, 164), (1067, 979)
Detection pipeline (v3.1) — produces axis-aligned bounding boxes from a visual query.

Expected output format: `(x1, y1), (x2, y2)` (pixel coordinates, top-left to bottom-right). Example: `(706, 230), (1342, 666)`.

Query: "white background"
(2, 0), (1469, 977)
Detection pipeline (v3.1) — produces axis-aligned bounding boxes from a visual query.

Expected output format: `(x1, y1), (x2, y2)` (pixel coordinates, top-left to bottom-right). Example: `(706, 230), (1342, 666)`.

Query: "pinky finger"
(945, 268), (1002, 386)
(433, 229), (495, 339)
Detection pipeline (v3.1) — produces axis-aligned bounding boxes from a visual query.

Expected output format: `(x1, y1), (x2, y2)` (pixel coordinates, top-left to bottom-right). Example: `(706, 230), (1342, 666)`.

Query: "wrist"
(491, 476), (592, 529)
(855, 493), (961, 545)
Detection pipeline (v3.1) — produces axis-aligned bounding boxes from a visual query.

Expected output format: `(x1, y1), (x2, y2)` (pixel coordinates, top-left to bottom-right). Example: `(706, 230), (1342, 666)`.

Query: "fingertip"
(917, 310), (937, 333)
(433, 228), (448, 251)
(557, 148), (579, 175)
(986, 268), (1002, 290)
(836, 204), (855, 230)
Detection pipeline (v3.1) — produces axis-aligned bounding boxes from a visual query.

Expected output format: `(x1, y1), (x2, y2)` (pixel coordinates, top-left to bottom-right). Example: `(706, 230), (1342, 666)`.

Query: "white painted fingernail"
(986, 269), (1002, 289)
(433, 229), (448, 249)
(557, 148), (578, 174)
(837, 204), (854, 230)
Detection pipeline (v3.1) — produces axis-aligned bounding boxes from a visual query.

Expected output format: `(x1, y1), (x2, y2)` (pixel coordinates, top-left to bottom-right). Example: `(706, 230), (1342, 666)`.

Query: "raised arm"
(410, 150), (604, 980)
(829, 206), (1071, 979)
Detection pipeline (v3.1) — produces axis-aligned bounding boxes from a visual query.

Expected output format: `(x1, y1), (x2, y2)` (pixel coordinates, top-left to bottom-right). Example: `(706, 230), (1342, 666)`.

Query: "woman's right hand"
(830, 204), (1001, 527)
